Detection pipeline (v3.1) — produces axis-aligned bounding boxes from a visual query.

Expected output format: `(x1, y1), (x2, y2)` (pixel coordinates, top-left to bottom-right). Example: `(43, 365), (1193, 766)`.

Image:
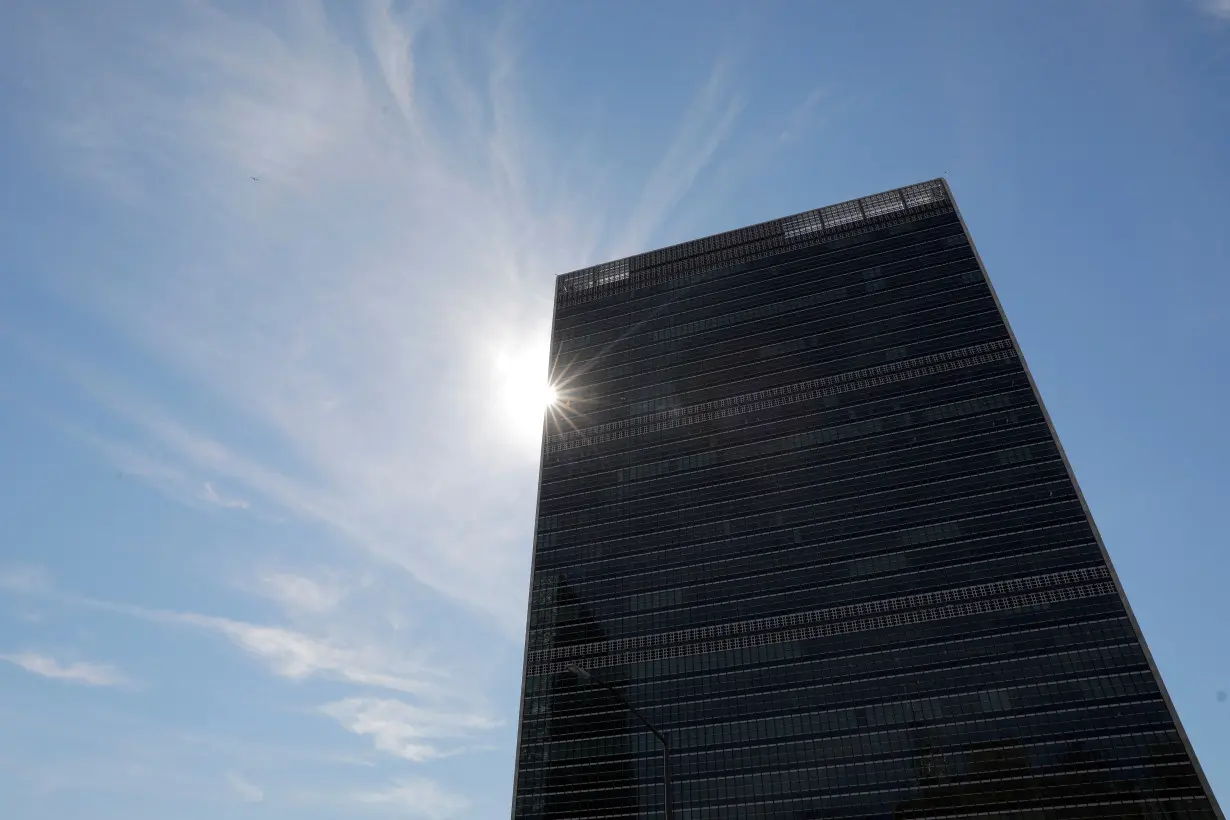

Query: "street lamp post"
(567, 663), (672, 820)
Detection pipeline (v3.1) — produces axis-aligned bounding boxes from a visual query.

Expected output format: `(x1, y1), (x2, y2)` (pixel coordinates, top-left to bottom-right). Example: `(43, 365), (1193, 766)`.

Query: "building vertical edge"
(941, 177), (1225, 818)
(507, 290), (563, 820)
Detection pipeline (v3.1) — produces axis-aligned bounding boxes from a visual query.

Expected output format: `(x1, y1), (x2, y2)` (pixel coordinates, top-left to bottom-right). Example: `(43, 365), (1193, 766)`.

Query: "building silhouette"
(510, 179), (1223, 820)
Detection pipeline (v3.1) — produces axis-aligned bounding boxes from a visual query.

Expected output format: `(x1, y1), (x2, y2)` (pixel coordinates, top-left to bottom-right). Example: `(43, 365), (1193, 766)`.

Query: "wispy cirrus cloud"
(251, 570), (349, 616)
(225, 771), (265, 803)
(0, 565), (52, 595)
(778, 87), (828, 145)
(613, 59), (746, 258)
(1198, 0), (1230, 20)
(2, 565), (501, 802)
(320, 697), (500, 762)
(2, 0), (813, 637)
(1, 565), (447, 698)
(202, 482), (249, 510)
(353, 777), (469, 820)
(0, 651), (133, 688)
(174, 612), (448, 697)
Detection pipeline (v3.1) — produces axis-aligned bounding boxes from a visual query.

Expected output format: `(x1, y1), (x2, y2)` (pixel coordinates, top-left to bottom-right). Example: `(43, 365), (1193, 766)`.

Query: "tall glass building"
(510, 179), (1223, 820)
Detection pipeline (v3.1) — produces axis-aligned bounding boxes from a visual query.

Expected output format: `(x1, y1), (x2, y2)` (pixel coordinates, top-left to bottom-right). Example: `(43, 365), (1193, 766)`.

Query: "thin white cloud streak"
(253, 570), (348, 615)
(3, 566), (505, 769)
(364, 0), (419, 123)
(1201, 0), (1230, 20)
(614, 60), (746, 258)
(176, 611), (447, 697)
(0, 565), (52, 595)
(353, 777), (469, 820)
(226, 771), (265, 803)
(0, 567), (447, 698)
(319, 696), (500, 762)
(202, 482), (249, 509)
(0, 651), (133, 688)
(778, 87), (828, 145)
(0, 345), (268, 519)
(144, 605), (455, 699)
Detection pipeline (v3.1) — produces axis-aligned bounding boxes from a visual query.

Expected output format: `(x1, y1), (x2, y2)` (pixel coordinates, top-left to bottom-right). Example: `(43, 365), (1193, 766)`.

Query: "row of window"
(524, 596), (1129, 690)
(537, 474), (1078, 571)
(553, 213), (963, 334)
(543, 522), (1092, 621)
(518, 786), (1213, 820)
(542, 433), (1048, 542)
(558, 312), (1009, 423)
(542, 367), (1028, 479)
(537, 498), (1087, 595)
(553, 349), (1013, 462)
(536, 546), (1100, 645)
(539, 506), (1088, 602)
(531, 669), (1161, 751)
(528, 642), (1146, 745)
(553, 217), (965, 338)
(527, 615), (1141, 715)
(544, 445), (1060, 556)
(516, 622), (1151, 776)
(545, 372), (1027, 493)
(535, 558), (1109, 666)
(556, 196), (954, 311)
(522, 738), (1192, 814)
(528, 530), (1099, 636)
(527, 730), (1185, 804)
(544, 413), (1045, 518)
(547, 337), (1015, 454)
(615, 324), (1008, 422)
(548, 344), (1019, 461)
(531, 545), (1101, 635)
(569, 288), (994, 407)
(524, 689), (1167, 777)
(559, 260), (983, 392)
(557, 268), (987, 396)
(543, 422), (1043, 545)
(646, 261), (977, 345)
(554, 200), (957, 318)
(518, 791), (1214, 820)
(531, 582), (1119, 677)
(550, 335), (1017, 463)
(537, 439), (1052, 534)
(538, 461), (1073, 556)
(552, 510), (1089, 603)
(548, 390), (1030, 493)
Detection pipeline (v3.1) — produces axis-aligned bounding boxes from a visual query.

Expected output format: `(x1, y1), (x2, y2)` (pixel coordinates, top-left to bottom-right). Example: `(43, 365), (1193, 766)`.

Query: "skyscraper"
(511, 179), (1223, 820)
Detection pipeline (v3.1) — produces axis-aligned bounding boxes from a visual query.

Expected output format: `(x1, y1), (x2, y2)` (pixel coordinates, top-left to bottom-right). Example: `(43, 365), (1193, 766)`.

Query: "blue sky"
(1, 0), (1228, 817)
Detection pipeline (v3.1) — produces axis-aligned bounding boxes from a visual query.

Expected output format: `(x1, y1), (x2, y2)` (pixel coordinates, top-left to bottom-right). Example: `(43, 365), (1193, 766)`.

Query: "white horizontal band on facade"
(529, 565), (1110, 664)
(527, 575), (1115, 676)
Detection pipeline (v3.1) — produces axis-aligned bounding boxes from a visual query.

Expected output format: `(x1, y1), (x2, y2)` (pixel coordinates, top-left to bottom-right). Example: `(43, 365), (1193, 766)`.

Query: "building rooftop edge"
(555, 177), (949, 283)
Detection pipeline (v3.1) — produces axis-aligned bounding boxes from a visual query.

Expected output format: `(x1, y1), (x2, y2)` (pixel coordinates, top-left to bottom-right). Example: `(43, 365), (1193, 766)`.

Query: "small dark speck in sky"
(1217, 690), (1227, 703)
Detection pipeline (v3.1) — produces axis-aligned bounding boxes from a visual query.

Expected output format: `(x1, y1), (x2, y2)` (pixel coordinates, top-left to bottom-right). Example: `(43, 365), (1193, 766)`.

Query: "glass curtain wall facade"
(510, 180), (1223, 820)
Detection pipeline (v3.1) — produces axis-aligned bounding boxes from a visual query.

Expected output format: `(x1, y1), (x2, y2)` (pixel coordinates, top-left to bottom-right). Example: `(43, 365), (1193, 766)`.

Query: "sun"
(494, 343), (556, 446)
